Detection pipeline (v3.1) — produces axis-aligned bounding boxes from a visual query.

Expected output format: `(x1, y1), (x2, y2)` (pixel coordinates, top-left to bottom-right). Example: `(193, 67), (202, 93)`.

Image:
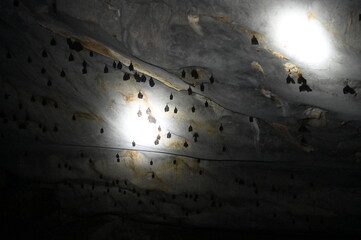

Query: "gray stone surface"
(0, 0), (360, 238)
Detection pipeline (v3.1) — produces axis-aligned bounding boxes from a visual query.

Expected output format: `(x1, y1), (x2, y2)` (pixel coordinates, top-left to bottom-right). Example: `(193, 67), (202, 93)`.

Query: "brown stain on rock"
(306, 12), (345, 43)
(122, 93), (135, 103)
(121, 150), (141, 174)
(273, 52), (289, 60)
(269, 122), (315, 153)
(166, 140), (187, 150)
(251, 61), (265, 75)
(95, 74), (145, 104)
(284, 62), (301, 75)
(210, 15), (263, 40)
(74, 111), (104, 123)
(269, 122), (292, 139)
(206, 124), (219, 134)
(81, 38), (183, 90)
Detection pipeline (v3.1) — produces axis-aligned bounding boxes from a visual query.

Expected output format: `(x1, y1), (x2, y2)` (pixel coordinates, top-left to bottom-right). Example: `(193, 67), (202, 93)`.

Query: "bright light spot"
(122, 101), (164, 147)
(275, 11), (331, 65)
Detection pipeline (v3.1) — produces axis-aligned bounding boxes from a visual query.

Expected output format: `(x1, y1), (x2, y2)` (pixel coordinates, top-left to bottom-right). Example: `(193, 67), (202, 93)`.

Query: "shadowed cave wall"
(0, 0), (361, 239)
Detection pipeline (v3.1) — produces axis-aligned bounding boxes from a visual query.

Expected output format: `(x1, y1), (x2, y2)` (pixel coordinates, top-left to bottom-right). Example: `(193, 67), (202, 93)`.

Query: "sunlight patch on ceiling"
(274, 10), (332, 66)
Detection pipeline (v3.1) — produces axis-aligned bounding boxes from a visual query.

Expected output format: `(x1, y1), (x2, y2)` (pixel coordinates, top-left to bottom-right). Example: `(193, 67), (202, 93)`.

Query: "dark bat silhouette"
(210, 75), (214, 83)
(138, 91), (143, 99)
(181, 70), (186, 78)
(67, 38), (83, 52)
(200, 83), (205, 91)
(343, 85), (356, 95)
(123, 73), (130, 81)
(188, 86), (192, 95)
(191, 69), (198, 79)
(193, 132), (199, 142)
(286, 75), (295, 84)
(134, 73), (140, 82)
(149, 77), (155, 87)
(251, 35), (258, 45)
(299, 83), (312, 92)
(129, 62), (134, 71)
(50, 38), (56, 46)
(117, 61), (122, 69)
(298, 75), (307, 84)
(68, 53), (74, 61)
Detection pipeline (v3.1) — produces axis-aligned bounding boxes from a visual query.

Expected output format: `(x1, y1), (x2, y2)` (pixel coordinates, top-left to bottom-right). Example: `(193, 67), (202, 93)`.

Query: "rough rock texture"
(0, 0), (361, 239)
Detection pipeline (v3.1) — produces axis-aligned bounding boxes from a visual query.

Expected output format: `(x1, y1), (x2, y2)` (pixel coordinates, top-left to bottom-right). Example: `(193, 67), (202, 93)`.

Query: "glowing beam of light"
(274, 11), (331, 65)
(122, 101), (165, 147)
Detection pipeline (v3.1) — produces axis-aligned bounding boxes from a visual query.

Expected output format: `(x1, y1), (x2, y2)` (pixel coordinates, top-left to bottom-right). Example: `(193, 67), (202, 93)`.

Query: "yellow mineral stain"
(269, 122), (292, 139)
(269, 122), (315, 152)
(284, 62), (301, 75)
(206, 124), (219, 134)
(73, 111), (104, 123)
(251, 61), (264, 75)
(273, 51), (289, 60)
(166, 140), (186, 150)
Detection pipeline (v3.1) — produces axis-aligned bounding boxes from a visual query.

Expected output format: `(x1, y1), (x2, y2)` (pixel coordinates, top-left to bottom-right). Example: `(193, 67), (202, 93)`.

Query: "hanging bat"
(138, 91), (143, 99)
(129, 62), (134, 71)
(286, 75), (295, 84)
(298, 75), (307, 84)
(209, 75), (214, 83)
(191, 69), (198, 79)
(343, 85), (356, 95)
(200, 83), (205, 91)
(182, 70), (186, 78)
(299, 83), (312, 92)
(188, 125), (193, 132)
(251, 35), (258, 45)
(188, 86), (193, 95)
(117, 61), (122, 69)
(50, 38), (56, 46)
(123, 73), (130, 81)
